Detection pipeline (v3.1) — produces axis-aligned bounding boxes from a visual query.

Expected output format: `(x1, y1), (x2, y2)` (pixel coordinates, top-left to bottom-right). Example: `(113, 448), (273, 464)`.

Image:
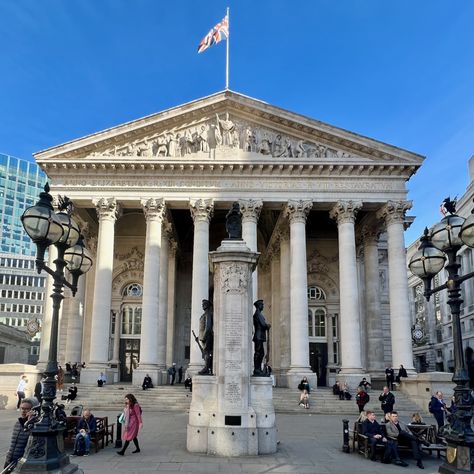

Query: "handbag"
(118, 412), (125, 424)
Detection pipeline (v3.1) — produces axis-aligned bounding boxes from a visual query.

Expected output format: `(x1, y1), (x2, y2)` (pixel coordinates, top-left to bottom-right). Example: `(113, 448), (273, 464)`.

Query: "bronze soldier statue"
(197, 299), (213, 375)
(252, 299), (271, 376)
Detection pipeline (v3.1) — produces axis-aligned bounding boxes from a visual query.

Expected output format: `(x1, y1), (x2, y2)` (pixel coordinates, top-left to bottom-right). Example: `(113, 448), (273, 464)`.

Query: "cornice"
(39, 159), (417, 179)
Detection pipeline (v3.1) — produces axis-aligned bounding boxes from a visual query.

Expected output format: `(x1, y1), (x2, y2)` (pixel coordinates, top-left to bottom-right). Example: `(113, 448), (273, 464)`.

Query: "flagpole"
(225, 6), (230, 90)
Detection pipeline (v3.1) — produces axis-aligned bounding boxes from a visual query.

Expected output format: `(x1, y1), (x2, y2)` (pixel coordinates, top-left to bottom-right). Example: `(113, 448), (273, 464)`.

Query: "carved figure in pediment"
(167, 133), (178, 157)
(295, 140), (306, 158)
(242, 126), (256, 152)
(213, 123), (222, 146)
(183, 129), (194, 154)
(196, 125), (209, 152)
(216, 113), (235, 147)
(155, 135), (168, 156)
(317, 144), (327, 158)
(273, 134), (284, 157)
(283, 137), (293, 157)
(258, 131), (272, 155)
(137, 139), (152, 157)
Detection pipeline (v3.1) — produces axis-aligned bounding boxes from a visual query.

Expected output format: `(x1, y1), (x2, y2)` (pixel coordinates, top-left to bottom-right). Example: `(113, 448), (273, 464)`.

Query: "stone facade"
(34, 91), (424, 387)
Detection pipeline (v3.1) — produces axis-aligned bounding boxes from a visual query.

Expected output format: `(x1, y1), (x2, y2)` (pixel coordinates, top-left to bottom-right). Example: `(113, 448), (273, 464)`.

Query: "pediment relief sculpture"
(85, 113), (357, 161)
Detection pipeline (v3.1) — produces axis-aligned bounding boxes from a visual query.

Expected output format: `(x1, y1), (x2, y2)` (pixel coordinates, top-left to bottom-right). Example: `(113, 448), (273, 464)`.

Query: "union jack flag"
(197, 15), (229, 53)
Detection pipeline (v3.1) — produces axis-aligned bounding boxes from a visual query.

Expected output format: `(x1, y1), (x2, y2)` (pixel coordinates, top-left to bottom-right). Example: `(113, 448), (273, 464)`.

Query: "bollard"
(342, 419), (350, 453)
(115, 414), (123, 448)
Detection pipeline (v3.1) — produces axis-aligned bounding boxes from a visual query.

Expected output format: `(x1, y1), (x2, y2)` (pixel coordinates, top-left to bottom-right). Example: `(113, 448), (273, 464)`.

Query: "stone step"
(64, 385), (427, 417)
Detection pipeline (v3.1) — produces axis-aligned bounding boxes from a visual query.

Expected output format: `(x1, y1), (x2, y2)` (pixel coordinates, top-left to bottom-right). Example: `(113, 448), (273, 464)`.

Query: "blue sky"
(1, 1), (473, 243)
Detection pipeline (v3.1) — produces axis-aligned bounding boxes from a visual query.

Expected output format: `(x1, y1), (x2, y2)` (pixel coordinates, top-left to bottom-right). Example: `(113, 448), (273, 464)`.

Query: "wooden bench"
(65, 416), (113, 453)
(421, 443), (447, 459)
(353, 422), (388, 459)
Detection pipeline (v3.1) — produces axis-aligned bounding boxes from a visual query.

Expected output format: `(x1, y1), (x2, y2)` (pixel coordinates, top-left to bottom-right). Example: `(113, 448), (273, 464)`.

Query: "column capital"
(169, 239), (178, 257)
(360, 224), (382, 246)
(285, 200), (312, 224)
(93, 197), (121, 221)
(376, 200), (412, 226)
(141, 198), (165, 221)
(238, 199), (263, 223)
(329, 200), (362, 225)
(189, 198), (214, 223)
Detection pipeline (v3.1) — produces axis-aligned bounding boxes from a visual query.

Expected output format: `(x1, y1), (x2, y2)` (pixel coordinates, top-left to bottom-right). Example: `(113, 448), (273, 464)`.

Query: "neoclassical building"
(34, 91), (424, 387)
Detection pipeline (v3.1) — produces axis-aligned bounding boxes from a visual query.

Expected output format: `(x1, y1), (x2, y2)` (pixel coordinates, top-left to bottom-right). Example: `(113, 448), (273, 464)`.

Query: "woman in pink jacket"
(117, 393), (143, 455)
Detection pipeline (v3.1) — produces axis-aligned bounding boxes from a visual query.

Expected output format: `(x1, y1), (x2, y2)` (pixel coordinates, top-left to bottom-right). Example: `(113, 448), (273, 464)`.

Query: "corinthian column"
(330, 200), (364, 384)
(361, 224), (385, 375)
(133, 198), (165, 386)
(81, 198), (120, 384)
(279, 228), (291, 385)
(377, 200), (415, 373)
(239, 199), (263, 301)
(285, 199), (315, 388)
(189, 198), (214, 373)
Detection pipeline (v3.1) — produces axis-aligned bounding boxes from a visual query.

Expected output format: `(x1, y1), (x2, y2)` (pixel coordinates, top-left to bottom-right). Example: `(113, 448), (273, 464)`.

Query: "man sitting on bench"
(73, 409), (96, 456)
(362, 410), (402, 465)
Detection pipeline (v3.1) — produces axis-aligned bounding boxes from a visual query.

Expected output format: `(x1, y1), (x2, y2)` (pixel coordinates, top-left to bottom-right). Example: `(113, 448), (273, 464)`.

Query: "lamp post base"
(14, 426), (81, 473)
(438, 439), (474, 474)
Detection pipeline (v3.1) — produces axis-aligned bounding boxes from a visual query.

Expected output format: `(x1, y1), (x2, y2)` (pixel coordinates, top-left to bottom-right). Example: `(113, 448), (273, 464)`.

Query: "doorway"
(119, 339), (140, 382)
(309, 342), (328, 386)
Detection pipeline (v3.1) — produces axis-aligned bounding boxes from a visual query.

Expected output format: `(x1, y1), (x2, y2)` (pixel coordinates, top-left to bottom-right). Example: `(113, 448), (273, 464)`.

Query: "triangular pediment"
(35, 90), (424, 169)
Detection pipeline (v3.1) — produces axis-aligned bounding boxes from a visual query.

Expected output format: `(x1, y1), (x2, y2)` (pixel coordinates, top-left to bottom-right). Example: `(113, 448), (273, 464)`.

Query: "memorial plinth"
(187, 239), (277, 456)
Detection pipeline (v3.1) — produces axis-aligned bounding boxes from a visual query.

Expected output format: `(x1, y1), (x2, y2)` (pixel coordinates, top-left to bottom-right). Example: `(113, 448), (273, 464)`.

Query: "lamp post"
(16, 183), (92, 473)
(409, 198), (474, 474)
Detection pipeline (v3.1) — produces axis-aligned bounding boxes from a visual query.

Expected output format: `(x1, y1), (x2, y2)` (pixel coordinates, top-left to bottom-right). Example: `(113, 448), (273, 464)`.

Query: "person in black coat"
(361, 410), (397, 463)
(4, 398), (36, 469)
(142, 374), (153, 390)
(395, 364), (408, 384)
(429, 391), (447, 428)
(385, 366), (395, 390)
(34, 375), (44, 405)
(66, 383), (78, 403)
(379, 386), (395, 414)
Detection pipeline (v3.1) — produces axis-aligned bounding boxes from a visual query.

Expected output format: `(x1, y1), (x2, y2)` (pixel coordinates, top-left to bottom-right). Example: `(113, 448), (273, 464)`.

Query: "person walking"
(15, 375), (28, 410)
(117, 394), (143, 456)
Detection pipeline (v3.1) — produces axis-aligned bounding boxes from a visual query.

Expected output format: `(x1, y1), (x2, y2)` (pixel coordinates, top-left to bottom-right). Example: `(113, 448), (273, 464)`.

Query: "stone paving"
(0, 410), (444, 473)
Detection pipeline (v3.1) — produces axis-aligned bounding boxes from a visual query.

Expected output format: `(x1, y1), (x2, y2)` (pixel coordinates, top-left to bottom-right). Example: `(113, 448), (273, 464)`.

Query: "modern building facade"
(34, 91), (424, 387)
(0, 154), (47, 363)
(407, 155), (474, 383)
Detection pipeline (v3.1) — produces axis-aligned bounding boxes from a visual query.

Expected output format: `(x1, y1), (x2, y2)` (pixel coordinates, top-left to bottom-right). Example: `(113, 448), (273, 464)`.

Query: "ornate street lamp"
(409, 198), (474, 474)
(17, 184), (92, 473)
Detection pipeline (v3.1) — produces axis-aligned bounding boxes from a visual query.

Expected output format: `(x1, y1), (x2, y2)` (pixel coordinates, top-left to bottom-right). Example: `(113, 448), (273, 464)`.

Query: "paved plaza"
(0, 410), (444, 473)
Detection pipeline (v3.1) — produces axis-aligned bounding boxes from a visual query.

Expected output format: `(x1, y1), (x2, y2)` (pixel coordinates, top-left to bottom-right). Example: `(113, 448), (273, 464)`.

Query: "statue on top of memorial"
(225, 202), (242, 240)
(252, 299), (271, 377)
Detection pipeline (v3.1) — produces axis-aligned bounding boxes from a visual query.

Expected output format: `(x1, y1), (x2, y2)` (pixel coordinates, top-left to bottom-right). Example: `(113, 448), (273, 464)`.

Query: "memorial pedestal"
(186, 239), (277, 456)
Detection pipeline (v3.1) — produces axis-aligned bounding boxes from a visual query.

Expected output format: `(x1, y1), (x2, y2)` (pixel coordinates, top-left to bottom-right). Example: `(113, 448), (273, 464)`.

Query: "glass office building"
(0, 154), (47, 363)
(0, 153), (46, 256)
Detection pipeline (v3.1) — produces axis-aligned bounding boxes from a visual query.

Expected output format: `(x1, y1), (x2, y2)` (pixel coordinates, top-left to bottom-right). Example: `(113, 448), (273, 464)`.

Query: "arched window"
(122, 283), (143, 297)
(307, 286), (326, 301)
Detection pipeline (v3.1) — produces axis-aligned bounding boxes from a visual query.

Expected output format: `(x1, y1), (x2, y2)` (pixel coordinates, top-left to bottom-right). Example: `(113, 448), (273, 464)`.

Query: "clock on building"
(26, 317), (41, 337)
(412, 323), (424, 342)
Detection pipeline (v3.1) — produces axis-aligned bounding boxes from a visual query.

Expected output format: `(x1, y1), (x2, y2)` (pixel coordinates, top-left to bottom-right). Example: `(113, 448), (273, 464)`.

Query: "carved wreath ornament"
(221, 263), (248, 294)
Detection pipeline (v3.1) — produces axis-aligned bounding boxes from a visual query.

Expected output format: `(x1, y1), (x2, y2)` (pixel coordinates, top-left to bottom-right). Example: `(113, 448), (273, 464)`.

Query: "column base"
(132, 367), (164, 387)
(336, 370), (366, 391)
(80, 365), (112, 385)
(286, 368), (317, 390)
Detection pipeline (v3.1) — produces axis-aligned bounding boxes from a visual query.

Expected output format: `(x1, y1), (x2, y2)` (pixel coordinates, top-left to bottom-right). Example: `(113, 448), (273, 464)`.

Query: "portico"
(35, 90), (423, 387)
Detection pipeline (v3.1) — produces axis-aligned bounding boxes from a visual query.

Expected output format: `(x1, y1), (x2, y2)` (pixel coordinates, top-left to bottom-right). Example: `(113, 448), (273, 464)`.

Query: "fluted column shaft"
(189, 199), (214, 371)
(271, 254), (281, 372)
(37, 247), (57, 370)
(362, 227), (385, 373)
(287, 200), (313, 371)
(157, 226), (170, 369)
(88, 198), (119, 366)
(166, 243), (177, 367)
(139, 199), (165, 369)
(239, 199), (263, 301)
(377, 201), (415, 372)
(330, 201), (363, 374)
(64, 276), (86, 364)
(279, 231), (291, 373)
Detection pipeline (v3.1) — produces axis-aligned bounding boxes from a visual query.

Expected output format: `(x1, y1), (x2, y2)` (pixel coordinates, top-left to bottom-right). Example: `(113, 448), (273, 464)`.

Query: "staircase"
(63, 384), (427, 418)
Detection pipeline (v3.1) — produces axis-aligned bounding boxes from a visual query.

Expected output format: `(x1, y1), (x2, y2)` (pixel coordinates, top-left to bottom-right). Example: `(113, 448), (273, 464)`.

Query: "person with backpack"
(356, 386), (370, 413)
(429, 391), (447, 428)
(73, 409), (96, 456)
(117, 393), (143, 456)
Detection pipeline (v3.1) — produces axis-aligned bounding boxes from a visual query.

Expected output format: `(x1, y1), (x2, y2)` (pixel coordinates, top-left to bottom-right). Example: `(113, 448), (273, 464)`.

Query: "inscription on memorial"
(223, 311), (243, 407)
